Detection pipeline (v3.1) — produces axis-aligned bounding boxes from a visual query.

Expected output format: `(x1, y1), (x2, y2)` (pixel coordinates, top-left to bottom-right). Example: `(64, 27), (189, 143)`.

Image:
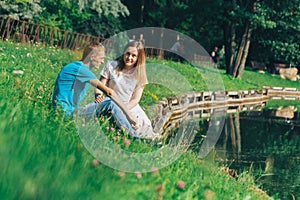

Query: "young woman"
(95, 41), (158, 139)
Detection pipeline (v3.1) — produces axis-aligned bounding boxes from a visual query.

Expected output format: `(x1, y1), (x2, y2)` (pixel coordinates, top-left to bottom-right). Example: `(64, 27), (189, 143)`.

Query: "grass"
(1, 40), (298, 199)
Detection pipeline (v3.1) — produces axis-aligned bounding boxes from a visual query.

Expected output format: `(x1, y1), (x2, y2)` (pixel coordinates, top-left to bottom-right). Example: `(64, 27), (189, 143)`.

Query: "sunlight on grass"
(1, 40), (292, 199)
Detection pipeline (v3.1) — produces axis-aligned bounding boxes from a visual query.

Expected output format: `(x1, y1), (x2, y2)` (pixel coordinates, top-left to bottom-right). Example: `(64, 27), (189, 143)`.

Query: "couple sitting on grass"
(52, 41), (159, 140)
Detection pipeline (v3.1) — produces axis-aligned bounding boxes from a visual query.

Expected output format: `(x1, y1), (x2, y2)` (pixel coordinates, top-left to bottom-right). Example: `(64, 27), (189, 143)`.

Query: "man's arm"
(89, 79), (138, 129)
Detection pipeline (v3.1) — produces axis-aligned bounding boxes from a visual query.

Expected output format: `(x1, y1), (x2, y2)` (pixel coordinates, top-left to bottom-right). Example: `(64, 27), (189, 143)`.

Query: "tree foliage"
(0, 0), (42, 20)
(0, 0), (129, 37)
(1, 0), (299, 76)
(250, 0), (300, 66)
(122, 0), (299, 78)
(36, 0), (129, 37)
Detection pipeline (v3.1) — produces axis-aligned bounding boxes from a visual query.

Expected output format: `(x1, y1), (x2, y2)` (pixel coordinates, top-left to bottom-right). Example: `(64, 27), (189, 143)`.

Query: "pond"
(196, 108), (300, 199)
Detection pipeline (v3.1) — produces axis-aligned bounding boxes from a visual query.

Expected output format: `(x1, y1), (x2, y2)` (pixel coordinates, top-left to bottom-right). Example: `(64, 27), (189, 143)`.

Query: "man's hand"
(94, 93), (104, 103)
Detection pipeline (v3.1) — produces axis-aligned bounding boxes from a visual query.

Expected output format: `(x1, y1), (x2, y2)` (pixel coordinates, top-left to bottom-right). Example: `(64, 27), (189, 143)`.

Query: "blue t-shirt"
(52, 61), (97, 115)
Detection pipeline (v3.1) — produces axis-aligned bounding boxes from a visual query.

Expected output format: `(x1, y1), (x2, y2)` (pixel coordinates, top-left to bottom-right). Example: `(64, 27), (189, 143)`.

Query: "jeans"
(76, 97), (135, 135)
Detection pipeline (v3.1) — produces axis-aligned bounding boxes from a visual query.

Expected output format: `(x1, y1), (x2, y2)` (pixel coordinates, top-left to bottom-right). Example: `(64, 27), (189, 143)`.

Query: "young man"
(52, 42), (137, 134)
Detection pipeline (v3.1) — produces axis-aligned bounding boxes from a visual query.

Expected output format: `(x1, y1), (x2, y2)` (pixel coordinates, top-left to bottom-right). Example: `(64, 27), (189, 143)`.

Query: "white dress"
(100, 61), (156, 139)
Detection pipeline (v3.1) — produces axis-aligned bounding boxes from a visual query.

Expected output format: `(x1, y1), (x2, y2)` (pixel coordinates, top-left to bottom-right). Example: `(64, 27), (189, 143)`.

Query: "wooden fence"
(0, 17), (213, 62)
(0, 16), (103, 51)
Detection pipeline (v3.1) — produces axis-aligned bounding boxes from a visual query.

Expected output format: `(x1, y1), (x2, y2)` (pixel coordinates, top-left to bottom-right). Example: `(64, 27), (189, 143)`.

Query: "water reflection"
(196, 108), (300, 199)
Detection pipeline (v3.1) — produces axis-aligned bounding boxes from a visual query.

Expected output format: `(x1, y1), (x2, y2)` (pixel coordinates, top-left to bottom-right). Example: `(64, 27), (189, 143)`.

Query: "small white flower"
(11, 55), (16, 59)
(26, 53), (32, 57)
(12, 70), (24, 75)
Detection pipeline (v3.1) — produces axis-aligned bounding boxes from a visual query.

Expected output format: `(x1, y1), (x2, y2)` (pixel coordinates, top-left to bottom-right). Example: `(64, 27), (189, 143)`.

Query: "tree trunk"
(224, 0), (237, 75)
(232, 0), (257, 78)
(237, 21), (253, 78)
(229, 23), (236, 75)
(224, 28), (231, 74)
(232, 22), (248, 77)
(229, 0), (237, 75)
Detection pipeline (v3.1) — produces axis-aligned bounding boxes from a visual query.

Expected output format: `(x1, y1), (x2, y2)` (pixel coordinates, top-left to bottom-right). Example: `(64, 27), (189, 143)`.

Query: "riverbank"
(1, 40), (295, 199)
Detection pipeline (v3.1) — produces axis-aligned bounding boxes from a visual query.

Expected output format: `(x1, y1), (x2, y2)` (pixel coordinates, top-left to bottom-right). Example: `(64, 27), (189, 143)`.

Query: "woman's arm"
(127, 85), (145, 110)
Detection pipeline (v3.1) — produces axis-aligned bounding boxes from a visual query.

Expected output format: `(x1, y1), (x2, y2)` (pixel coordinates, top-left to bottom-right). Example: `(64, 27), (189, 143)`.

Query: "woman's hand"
(105, 87), (114, 97)
(129, 116), (139, 130)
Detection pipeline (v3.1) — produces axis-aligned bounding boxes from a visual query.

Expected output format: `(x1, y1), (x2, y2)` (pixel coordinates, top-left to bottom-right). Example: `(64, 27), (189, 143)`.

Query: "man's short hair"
(82, 42), (105, 61)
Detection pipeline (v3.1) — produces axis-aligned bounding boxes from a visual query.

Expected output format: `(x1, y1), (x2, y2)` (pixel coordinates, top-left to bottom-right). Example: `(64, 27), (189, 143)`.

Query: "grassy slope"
(1, 40), (296, 199)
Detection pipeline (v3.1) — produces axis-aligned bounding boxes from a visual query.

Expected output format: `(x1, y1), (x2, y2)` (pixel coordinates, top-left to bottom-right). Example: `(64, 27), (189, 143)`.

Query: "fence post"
(2, 17), (11, 39)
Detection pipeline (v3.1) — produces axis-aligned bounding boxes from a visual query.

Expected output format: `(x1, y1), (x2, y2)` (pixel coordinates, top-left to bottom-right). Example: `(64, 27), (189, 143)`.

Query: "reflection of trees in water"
(221, 113), (242, 160)
(214, 110), (300, 199)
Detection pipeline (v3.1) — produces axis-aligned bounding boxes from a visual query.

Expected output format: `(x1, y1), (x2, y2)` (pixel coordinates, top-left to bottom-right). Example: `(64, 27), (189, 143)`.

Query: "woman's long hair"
(116, 41), (147, 87)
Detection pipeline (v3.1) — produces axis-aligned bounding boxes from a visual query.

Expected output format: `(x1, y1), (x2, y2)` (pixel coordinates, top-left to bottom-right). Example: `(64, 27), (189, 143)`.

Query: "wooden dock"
(151, 86), (300, 137)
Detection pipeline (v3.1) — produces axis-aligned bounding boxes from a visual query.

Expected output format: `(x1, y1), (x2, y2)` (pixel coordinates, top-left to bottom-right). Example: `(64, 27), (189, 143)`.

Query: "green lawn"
(1, 40), (296, 199)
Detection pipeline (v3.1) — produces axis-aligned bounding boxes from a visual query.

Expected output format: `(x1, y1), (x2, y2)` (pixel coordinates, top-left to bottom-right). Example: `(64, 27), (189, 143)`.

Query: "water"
(196, 109), (300, 199)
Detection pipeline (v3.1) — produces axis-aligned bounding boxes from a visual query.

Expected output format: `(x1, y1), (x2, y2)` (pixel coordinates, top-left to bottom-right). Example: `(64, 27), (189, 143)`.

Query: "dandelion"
(134, 171), (142, 179)
(177, 180), (185, 189)
(151, 93), (159, 101)
(123, 139), (130, 147)
(121, 126), (126, 132)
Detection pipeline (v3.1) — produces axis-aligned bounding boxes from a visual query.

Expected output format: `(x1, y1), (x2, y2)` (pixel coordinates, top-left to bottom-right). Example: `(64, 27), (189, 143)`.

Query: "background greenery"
(1, 0), (299, 72)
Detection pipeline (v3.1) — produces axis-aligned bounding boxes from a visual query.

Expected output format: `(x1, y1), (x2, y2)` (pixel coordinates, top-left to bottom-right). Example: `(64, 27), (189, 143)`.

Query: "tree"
(250, 0), (300, 67)
(37, 0), (129, 37)
(230, 1), (257, 78)
(0, 0), (42, 21)
(0, 0), (129, 37)
(122, 0), (299, 78)
(218, 0), (299, 77)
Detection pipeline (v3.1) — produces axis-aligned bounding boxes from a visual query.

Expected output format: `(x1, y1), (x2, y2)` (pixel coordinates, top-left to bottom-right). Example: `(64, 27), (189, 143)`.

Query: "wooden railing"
(0, 17), (103, 51)
(151, 87), (300, 137)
